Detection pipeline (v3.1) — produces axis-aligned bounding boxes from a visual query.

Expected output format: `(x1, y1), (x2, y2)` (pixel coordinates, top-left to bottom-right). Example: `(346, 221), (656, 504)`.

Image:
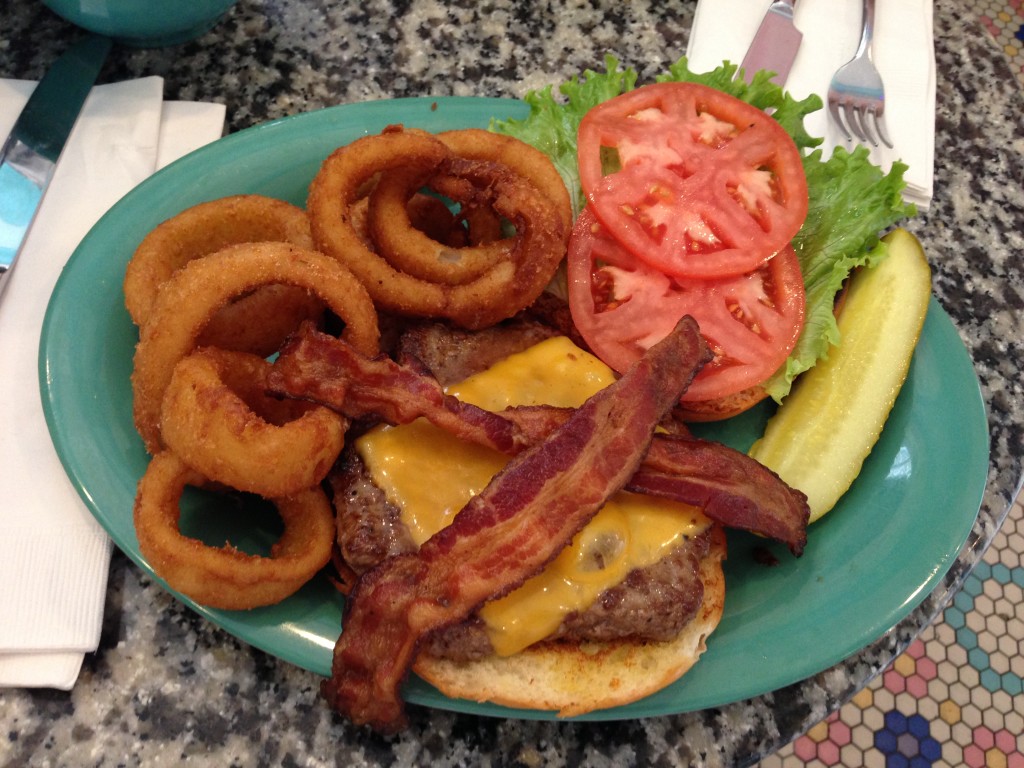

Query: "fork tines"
(828, 97), (894, 149)
(826, 0), (895, 151)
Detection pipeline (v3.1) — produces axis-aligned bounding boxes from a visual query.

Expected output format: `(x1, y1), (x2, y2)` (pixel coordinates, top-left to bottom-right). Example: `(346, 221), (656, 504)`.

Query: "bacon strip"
(269, 325), (810, 554)
(267, 325), (529, 455)
(319, 316), (709, 732)
(630, 436), (808, 554)
(482, 405), (807, 554)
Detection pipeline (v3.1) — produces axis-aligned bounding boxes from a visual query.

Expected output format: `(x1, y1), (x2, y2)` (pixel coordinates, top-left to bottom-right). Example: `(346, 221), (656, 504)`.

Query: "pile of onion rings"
(125, 126), (572, 611)
(307, 125), (571, 329)
(131, 241), (380, 453)
(127, 239), (379, 610)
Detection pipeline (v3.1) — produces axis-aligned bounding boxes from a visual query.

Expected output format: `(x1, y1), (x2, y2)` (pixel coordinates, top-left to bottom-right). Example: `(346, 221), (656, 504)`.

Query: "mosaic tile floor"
(760, 496), (1024, 768)
(757, 11), (1024, 765)
(978, 0), (1024, 88)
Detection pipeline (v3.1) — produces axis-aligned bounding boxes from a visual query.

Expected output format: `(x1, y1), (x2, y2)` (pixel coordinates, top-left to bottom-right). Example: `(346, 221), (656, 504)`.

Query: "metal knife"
(0, 34), (111, 300)
(739, 0), (802, 86)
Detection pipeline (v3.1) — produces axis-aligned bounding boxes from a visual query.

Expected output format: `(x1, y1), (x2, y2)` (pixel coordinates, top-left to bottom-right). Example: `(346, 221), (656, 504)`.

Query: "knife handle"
(11, 35), (112, 162)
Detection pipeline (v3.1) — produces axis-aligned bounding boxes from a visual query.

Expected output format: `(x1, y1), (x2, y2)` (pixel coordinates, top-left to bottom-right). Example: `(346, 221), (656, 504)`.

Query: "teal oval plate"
(39, 97), (990, 721)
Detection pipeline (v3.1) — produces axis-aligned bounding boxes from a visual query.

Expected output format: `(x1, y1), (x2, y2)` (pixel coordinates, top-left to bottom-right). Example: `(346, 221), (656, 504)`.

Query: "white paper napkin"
(687, 0), (935, 209)
(0, 77), (225, 689)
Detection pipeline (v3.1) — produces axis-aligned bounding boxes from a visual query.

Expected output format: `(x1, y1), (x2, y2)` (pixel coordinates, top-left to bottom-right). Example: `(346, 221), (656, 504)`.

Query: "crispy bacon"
(268, 325), (530, 455)
(319, 316), (709, 731)
(269, 325), (810, 554)
(631, 436), (808, 554)
(474, 405), (807, 554)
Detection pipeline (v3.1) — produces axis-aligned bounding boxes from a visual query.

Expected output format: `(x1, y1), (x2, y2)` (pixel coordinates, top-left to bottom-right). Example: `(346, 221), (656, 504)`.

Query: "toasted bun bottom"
(678, 386), (770, 422)
(413, 525), (727, 718)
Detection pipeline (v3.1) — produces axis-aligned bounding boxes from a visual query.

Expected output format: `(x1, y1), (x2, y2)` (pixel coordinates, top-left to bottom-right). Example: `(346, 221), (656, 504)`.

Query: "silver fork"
(826, 0), (893, 148)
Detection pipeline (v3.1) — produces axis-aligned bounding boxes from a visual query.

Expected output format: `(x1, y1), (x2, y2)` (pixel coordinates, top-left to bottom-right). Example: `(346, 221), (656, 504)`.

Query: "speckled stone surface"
(1, 1), (1022, 766)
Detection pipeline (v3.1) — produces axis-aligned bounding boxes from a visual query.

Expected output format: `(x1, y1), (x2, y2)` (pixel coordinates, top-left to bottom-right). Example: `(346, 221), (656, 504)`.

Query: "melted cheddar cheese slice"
(356, 336), (711, 656)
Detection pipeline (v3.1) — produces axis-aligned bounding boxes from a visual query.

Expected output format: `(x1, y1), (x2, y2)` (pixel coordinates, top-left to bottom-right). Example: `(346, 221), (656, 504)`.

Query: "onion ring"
(436, 128), (573, 234)
(367, 165), (511, 285)
(131, 242), (379, 453)
(160, 347), (347, 498)
(405, 192), (501, 247)
(133, 451), (335, 610)
(349, 191), (497, 251)
(365, 128), (572, 286)
(195, 283), (325, 359)
(307, 126), (566, 329)
(124, 194), (324, 357)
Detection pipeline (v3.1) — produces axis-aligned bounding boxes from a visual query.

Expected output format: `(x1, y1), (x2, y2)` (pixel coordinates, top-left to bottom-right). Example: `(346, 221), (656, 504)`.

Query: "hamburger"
(265, 303), (813, 731)
(326, 314), (728, 718)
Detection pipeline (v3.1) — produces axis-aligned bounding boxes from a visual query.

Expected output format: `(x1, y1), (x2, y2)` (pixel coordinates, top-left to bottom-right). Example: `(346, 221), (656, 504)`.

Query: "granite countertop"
(2, 1), (1023, 766)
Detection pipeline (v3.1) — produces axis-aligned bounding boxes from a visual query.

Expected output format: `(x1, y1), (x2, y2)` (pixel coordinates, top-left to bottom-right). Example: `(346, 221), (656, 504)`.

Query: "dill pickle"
(748, 228), (932, 523)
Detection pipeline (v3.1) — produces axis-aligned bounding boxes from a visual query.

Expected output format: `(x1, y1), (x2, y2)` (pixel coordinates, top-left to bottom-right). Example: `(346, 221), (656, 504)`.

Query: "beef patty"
(326, 309), (710, 662)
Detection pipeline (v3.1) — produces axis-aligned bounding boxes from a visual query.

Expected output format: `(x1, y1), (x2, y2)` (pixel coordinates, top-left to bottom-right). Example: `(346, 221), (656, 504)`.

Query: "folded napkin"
(687, 0), (935, 209)
(0, 77), (225, 689)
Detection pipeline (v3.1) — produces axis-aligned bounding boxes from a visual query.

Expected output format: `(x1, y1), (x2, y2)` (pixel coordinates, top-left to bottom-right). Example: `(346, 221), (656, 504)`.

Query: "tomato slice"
(567, 208), (806, 403)
(577, 81), (808, 279)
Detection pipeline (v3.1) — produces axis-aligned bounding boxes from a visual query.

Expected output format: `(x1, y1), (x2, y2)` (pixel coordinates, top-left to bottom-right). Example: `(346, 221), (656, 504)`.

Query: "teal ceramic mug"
(41, 0), (239, 47)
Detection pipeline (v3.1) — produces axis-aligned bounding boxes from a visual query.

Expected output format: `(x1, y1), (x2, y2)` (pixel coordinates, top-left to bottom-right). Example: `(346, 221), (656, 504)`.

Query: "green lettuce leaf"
(491, 54), (636, 215)
(493, 56), (916, 402)
(765, 146), (917, 399)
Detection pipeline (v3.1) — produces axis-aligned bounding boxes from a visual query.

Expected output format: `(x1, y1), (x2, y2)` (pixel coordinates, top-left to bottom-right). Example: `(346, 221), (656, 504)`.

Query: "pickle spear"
(749, 228), (932, 523)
